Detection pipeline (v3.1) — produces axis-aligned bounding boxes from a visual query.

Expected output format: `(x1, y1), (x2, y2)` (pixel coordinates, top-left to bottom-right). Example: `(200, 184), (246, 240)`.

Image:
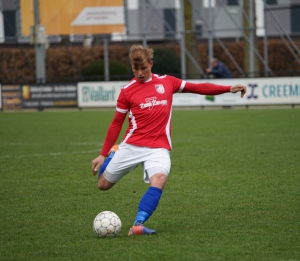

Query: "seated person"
(206, 58), (233, 78)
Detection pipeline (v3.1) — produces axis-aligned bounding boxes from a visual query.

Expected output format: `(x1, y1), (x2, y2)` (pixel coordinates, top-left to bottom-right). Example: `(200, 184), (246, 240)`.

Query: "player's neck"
(144, 74), (152, 82)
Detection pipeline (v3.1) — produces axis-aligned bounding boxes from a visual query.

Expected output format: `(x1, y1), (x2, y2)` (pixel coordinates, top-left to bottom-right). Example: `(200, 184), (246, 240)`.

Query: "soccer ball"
(93, 211), (122, 238)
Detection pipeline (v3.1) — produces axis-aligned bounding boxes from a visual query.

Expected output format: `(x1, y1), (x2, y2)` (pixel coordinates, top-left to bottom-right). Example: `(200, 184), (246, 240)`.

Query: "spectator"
(206, 58), (233, 78)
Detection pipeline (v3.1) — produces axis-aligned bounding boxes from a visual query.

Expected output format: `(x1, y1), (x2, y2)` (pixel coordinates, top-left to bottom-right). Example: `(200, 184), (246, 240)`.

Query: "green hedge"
(81, 60), (131, 81)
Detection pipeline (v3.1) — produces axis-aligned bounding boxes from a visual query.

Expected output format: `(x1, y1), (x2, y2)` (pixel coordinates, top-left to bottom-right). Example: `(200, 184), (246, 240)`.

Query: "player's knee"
(97, 182), (109, 190)
(150, 173), (167, 189)
(97, 177), (114, 190)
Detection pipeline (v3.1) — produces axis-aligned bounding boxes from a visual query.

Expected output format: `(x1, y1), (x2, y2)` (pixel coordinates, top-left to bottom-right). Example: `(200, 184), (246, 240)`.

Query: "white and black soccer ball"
(93, 211), (122, 238)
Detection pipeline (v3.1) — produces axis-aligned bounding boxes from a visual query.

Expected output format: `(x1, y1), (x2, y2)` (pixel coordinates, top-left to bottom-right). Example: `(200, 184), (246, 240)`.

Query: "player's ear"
(149, 60), (153, 67)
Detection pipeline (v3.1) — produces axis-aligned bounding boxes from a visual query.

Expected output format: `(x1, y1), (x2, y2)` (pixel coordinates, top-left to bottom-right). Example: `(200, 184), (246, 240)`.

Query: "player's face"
(131, 59), (153, 83)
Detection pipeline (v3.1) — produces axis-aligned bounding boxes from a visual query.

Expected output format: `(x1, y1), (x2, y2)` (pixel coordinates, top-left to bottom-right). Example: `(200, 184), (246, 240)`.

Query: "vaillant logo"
(82, 86), (116, 102)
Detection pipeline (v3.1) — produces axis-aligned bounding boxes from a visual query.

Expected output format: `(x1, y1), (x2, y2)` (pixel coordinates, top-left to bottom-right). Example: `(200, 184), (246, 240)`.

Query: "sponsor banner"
(71, 6), (124, 26)
(245, 77), (300, 105)
(173, 77), (300, 106)
(77, 77), (300, 108)
(20, 0), (124, 35)
(22, 84), (78, 108)
(78, 82), (124, 107)
(1, 85), (22, 110)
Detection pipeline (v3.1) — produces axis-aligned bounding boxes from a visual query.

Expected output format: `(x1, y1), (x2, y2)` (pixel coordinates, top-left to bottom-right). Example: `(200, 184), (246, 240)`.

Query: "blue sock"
(98, 151), (115, 177)
(134, 186), (163, 225)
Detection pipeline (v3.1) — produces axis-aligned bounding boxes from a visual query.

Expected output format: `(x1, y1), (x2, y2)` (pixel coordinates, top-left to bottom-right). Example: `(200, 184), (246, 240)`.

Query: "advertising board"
(1, 85), (22, 110)
(78, 77), (300, 108)
(22, 84), (78, 108)
(78, 81), (124, 107)
(20, 0), (124, 35)
(173, 77), (300, 106)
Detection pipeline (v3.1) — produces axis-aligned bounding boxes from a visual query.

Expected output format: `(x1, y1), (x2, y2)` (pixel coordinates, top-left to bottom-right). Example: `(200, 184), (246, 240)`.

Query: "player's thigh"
(104, 143), (141, 183)
(143, 148), (171, 183)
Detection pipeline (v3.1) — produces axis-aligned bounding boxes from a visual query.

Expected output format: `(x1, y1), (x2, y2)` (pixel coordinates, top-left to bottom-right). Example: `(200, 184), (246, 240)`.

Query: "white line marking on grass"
(70, 142), (103, 146)
(0, 150), (100, 159)
(2, 142), (102, 146)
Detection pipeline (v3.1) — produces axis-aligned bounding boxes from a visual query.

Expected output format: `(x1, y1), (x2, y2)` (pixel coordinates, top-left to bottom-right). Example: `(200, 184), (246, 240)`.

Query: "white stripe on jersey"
(123, 80), (136, 89)
(123, 110), (137, 142)
(116, 107), (128, 113)
(178, 80), (186, 93)
(153, 74), (167, 79)
(165, 106), (172, 149)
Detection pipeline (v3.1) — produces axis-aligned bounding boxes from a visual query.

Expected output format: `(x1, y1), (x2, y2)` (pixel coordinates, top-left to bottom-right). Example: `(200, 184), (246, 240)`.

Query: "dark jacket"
(210, 61), (233, 78)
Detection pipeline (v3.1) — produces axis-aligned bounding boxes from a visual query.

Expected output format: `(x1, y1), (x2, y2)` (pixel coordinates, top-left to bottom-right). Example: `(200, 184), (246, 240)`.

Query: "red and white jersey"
(117, 74), (183, 150)
(100, 74), (231, 156)
(116, 74), (231, 150)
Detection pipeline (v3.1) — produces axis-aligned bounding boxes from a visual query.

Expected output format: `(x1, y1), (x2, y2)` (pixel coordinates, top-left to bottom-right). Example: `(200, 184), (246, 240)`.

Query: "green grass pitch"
(0, 108), (299, 261)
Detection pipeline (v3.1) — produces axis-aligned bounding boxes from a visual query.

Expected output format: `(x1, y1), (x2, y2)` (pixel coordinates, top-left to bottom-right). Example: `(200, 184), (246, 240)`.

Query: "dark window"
(3, 11), (16, 40)
(266, 0), (277, 4)
(164, 8), (176, 39)
(291, 5), (300, 33)
(228, 0), (239, 6)
(195, 24), (202, 39)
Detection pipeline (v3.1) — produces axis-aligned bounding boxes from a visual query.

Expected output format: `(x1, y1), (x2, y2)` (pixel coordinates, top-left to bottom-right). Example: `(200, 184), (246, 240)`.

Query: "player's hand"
(91, 155), (105, 176)
(230, 84), (247, 98)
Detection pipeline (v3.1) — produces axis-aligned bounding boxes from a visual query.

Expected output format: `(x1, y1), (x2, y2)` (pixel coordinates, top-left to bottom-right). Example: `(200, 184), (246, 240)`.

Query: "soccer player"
(91, 45), (246, 236)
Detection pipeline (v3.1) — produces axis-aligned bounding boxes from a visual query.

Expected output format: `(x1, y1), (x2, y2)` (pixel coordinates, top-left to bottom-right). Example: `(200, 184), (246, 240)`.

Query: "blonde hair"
(129, 45), (154, 65)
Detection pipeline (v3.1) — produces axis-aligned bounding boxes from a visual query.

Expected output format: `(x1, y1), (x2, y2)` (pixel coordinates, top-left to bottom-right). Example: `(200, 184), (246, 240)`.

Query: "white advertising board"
(77, 77), (300, 108)
(78, 81), (124, 107)
(173, 77), (300, 106)
(71, 6), (124, 26)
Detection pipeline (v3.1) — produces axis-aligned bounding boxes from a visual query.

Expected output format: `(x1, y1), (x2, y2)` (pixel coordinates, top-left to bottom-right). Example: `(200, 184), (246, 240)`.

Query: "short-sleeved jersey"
(117, 74), (183, 150)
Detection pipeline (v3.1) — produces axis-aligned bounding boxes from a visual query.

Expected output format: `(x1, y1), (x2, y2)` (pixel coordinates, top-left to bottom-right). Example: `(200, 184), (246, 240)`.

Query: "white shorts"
(103, 142), (171, 184)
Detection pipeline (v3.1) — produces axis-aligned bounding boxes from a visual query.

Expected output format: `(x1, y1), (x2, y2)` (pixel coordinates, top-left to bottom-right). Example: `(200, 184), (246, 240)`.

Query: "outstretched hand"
(230, 84), (247, 98)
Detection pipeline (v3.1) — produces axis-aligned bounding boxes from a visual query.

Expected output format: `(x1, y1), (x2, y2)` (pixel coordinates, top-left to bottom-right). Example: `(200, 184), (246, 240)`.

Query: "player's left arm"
(181, 81), (246, 97)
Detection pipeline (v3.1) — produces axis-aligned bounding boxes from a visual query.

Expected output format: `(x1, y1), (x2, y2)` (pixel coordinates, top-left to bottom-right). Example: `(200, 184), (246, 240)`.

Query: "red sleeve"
(182, 81), (231, 95)
(100, 111), (127, 157)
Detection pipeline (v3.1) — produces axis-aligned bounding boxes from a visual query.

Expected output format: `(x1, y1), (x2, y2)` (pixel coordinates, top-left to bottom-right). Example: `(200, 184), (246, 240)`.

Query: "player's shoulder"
(122, 78), (137, 90)
(153, 74), (182, 85)
(153, 73), (169, 80)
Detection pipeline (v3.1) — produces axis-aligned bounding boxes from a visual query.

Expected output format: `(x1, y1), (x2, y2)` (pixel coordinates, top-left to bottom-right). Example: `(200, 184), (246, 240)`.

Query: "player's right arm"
(91, 111), (127, 175)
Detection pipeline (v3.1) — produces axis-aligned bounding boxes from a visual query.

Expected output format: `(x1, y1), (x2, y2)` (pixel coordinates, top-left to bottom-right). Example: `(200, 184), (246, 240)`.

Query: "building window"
(291, 5), (300, 33)
(228, 0), (239, 6)
(195, 24), (202, 39)
(164, 8), (176, 39)
(266, 0), (277, 4)
(3, 11), (16, 40)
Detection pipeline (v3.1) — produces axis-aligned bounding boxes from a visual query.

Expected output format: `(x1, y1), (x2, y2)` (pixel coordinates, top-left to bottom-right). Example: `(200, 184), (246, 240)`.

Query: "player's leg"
(128, 148), (170, 236)
(97, 143), (138, 191)
(134, 172), (167, 224)
(97, 174), (115, 190)
(128, 171), (167, 236)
